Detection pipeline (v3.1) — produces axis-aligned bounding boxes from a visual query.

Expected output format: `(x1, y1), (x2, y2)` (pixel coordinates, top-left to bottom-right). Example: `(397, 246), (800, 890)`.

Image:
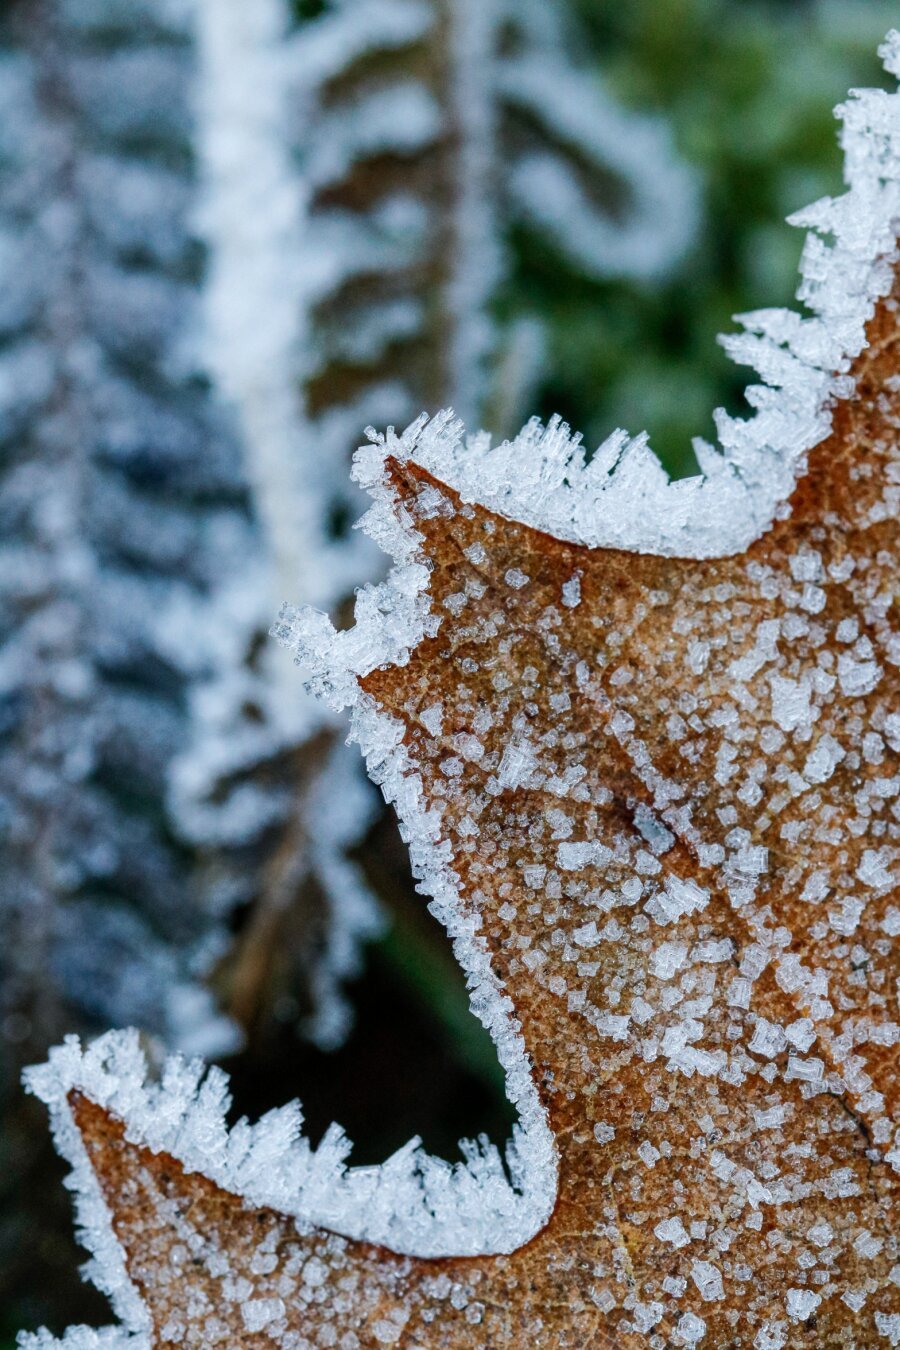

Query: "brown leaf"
(22, 45), (900, 1350)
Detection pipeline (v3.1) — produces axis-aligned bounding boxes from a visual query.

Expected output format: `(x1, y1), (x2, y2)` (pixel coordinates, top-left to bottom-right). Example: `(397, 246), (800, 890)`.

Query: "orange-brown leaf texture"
(59, 276), (898, 1347)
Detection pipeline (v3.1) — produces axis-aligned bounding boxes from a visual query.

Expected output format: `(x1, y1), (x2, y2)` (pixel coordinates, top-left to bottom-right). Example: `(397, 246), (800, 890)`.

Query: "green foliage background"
(522, 0), (897, 477)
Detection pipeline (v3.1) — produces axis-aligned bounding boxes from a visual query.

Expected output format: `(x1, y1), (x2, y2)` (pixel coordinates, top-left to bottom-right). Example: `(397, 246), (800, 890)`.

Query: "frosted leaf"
(20, 30), (900, 1350)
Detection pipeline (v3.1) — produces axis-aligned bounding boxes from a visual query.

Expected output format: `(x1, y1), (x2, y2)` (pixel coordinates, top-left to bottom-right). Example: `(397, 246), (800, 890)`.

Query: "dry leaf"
(21, 34), (900, 1350)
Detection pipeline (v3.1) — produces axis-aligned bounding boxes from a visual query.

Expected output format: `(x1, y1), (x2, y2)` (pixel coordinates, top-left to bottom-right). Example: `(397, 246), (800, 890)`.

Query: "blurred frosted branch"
(0, 0), (241, 1062)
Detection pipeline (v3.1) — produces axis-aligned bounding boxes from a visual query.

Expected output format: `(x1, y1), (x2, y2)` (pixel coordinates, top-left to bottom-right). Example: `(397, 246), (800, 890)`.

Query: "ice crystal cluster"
(18, 31), (900, 1350)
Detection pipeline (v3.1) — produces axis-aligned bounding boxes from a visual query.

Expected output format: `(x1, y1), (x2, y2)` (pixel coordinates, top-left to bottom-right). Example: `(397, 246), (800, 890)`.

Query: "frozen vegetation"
(18, 29), (900, 1347)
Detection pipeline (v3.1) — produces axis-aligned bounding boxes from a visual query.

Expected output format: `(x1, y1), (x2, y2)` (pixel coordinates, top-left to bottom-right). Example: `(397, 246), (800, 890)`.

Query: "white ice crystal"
(785, 1287), (822, 1322)
(876, 1311), (900, 1345)
(655, 1216), (691, 1248)
(675, 1310), (708, 1346)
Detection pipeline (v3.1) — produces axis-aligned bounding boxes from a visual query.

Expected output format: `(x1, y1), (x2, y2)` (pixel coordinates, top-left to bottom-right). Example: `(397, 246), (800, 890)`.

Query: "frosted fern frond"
(0, 0), (241, 1067)
(282, 0), (699, 430)
(500, 0), (699, 283)
(165, 0), (391, 1051)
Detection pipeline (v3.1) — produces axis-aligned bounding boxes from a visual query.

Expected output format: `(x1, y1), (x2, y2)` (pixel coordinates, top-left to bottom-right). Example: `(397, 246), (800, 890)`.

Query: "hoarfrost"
(785, 1288), (821, 1321)
(19, 26), (900, 1350)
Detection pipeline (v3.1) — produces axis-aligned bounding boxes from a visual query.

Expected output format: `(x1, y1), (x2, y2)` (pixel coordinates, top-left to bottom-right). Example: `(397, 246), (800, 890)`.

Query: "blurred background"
(0, 0), (895, 1337)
